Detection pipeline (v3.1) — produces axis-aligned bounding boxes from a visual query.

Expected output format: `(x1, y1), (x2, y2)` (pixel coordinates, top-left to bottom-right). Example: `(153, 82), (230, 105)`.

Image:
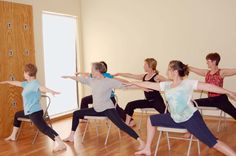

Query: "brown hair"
(24, 63), (37, 77)
(205, 53), (221, 65)
(92, 62), (106, 73)
(169, 60), (189, 77)
(99, 61), (107, 73)
(144, 58), (158, 74)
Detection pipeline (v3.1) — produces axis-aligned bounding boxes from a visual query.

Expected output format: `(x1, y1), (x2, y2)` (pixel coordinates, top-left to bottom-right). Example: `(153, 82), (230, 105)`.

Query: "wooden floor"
(0, 113), (236, 156)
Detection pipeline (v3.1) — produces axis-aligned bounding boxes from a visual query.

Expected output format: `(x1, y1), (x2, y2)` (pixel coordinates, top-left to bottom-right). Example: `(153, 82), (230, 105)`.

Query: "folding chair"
(81, 95), (121, 145)
(154, 100), (201, 156)
(197, 91), (226, 132)
(16, 94), (52, 144)
(138, 108), (157, 130)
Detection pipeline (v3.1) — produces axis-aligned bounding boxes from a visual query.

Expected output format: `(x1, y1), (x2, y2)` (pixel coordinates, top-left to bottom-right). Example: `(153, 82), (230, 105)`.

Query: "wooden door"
(0, 1), (35, 137)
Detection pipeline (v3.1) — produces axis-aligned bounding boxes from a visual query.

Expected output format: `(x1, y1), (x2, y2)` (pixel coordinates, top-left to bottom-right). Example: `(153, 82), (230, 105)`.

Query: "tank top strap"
(142, 74), (148, 81)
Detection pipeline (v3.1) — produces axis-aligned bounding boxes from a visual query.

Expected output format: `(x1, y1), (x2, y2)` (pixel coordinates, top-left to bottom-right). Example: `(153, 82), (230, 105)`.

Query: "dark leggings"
(150, 111), (218, 148)
(72, 108), (139, 140)
(125, 99), (166, 117)
(14, 110), (58, 141)
(195, 94), (236, 120)
(80, 95), (127, 121)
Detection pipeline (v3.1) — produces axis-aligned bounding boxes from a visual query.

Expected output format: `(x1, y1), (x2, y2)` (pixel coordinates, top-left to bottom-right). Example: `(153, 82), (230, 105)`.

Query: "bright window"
(42, 12), (78, 116)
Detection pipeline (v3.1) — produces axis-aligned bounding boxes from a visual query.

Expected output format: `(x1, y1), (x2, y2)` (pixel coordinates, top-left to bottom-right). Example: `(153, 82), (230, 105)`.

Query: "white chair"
(154, 100), (201, 156)
(138, 108), (157, 130)
(81, 95), (121, 145)
(16, 94), (52, 144)
(197, 91), (226, 132)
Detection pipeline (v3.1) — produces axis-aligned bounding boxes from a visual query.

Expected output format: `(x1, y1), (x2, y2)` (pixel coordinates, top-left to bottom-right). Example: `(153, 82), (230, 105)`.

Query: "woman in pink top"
(190, 52), (236, 120)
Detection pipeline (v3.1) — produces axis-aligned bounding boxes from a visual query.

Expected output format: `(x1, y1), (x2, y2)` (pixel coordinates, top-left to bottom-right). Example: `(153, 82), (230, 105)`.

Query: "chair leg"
(16, 124), (23, 141)
(47, 116), (53, 129)
(138, 111), (144, 130)
(32, 130), (39, 144)
(223, 112), (227, 128)
(104, 122), (112, 145)
(197, 139), (201, 155)
(217, 110), (223, 132)
(118, 128), (121, 139)
(95, 120), (99, 136)
(154, 131), (162, 156)
(82, 121), (89, 143)
(166, 132), (170, 151)
(166, 132), (170, 150)
(186, 135), (193, 156)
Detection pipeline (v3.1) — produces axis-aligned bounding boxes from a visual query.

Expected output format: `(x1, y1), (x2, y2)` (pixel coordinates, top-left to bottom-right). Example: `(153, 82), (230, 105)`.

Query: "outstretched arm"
(114, 73), (144, 80)
(62, 75), (90, 85)
(75, 72), (90, 77)
(61, 75), (80, 81)
(114, 77), (129, 83)
(189, 66), (208, 77)
(0, 81), (22, 87)
(197, 82), (236, 100)
(39, 86), (60, 96)
(221, 68), (236, 77)
(126, 81), (161, 91)
(154, 74), (168, 82)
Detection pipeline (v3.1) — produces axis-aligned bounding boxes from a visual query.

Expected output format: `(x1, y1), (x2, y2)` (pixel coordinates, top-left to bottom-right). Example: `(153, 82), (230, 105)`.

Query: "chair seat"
(198, 106), (219, 110)
(17, 117), (31, 122)
(84, 116), (108, 120)
(140, 108), (156, 111)
(157, 127), (188, 133)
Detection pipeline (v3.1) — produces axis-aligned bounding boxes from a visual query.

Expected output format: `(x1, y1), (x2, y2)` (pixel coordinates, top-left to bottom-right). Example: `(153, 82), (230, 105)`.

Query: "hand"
(61, 76), (71, 79)
(113, 73), (120, 76)
(228, 91), (236, 101)
(75, 72), (80, 76)
(51, 91), (60, 96)
(122, 82), (133, 87)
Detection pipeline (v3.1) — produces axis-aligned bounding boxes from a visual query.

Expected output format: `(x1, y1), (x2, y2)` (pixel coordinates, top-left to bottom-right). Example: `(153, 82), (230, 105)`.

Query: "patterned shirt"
(160, 79), (198, 123)
(205, 70), (223, 97)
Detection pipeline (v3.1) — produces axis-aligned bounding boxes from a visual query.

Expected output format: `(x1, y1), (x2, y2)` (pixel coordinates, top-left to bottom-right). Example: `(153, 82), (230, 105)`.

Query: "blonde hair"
(144, 58), (158, 73)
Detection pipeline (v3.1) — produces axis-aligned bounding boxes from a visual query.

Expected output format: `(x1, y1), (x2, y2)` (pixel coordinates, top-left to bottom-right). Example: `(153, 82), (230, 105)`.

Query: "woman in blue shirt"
(130, 60), (236, 156)
(0, 64), (66, 152)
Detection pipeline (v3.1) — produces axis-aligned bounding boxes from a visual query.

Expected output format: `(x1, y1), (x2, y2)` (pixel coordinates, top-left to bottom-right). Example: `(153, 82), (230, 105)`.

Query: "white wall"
(80, 0), (236, 116)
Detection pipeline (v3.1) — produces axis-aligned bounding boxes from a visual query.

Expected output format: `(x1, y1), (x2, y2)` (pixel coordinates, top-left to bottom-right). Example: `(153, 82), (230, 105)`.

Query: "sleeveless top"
(205, 69), (224, 97)
(143, 73), (164, 101)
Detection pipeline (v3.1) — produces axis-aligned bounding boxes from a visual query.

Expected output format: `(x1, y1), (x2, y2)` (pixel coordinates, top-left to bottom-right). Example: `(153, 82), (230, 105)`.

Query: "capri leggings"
(14, 110), (58, 141)
(150, 111), (217, 147)
(72, 108), (139, 139)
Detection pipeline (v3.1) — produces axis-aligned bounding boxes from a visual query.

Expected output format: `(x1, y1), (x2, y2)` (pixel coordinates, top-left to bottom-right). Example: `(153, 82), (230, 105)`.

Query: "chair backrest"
(40, 94), (51, 118)
(113, 95), (118, 108)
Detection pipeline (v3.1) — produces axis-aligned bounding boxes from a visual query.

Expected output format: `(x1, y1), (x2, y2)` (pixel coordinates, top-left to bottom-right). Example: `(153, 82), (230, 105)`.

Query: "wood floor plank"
(0, 113), (235, 156)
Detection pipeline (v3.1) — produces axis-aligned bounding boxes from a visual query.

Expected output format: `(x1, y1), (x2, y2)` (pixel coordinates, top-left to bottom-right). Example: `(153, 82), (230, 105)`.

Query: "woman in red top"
(190, 52), (236, 120)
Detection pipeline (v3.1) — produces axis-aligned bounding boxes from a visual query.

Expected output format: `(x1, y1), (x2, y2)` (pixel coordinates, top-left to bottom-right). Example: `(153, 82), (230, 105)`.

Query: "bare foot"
(137, 139), (146, 151)
(135, 148), (151, 155)
(53, 142), (66, 152)
(183, 132), (191, 138)
(63, 136), (74, 143)
(5, 136), (16, 141)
